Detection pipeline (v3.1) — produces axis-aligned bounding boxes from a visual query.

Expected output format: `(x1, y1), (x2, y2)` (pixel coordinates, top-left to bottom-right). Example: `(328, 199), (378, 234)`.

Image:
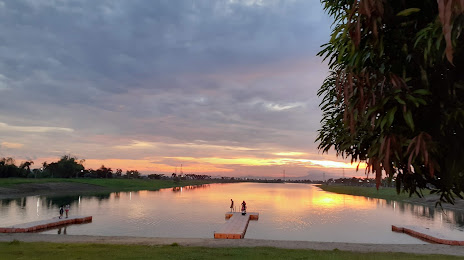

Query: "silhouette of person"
(241, 201), (247, 215)
(230, 199), (234, 212)
(59, 206), (64, 219)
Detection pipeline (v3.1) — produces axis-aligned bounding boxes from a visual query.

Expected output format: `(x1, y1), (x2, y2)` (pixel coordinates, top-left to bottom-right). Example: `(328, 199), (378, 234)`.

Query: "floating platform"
(392, 225), (464, 245)
(214, 212), (259, 239)
(0, 216), (92, 233)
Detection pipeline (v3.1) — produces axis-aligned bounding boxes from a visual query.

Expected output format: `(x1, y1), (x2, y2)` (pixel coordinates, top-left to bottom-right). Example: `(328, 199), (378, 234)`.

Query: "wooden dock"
(392, 225), (464, 245)
(214, 212), (259, 239)
(0, 216), (92, 233)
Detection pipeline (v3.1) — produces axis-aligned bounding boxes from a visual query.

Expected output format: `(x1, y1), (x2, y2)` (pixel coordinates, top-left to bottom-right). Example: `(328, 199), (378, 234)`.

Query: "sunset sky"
(0, 0), (367, 180)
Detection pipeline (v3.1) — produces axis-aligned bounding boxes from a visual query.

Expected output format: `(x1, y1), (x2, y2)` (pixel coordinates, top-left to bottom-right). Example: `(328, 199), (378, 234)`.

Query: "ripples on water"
(1, 183), (463, 243)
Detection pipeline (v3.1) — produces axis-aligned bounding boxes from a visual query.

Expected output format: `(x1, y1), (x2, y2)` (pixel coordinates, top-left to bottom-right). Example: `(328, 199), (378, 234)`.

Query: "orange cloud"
(83, 158), (232, 174)
(29, 153), (365, 177)
(166, 156), (365, 170)
(272, 152), (307, 156)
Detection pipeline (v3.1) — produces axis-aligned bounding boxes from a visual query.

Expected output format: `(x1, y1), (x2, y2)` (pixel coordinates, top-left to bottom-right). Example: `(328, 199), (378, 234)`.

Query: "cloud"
(264, 102), (304, 111)
(0, 0), (343, 177)
(0, 122), (74, 133)
(1, 142), (23, 149)
(114, 140), (156, 149)
(81, 158), (233, 173)
(272, 152), (307, 156)
(0, 74), (11, 91)
(166, 156), (364, 170)
(306, 160), (366, 169)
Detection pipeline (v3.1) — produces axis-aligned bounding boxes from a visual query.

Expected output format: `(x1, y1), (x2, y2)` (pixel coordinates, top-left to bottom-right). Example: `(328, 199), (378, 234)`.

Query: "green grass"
(1, 242), (462, 260)
(318, 184), (430, 202)
(0, 178), (221, 192)
(67, 178), (219, 191)
(0, 178), (72, 187)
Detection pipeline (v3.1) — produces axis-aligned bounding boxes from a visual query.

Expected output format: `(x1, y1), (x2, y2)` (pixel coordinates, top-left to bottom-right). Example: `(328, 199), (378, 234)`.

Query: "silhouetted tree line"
(326, 177), (378, 187)
(0, 155), (145, 179)
(147, 173), (164, 179)
(168, 173), (212, 182)
(0, 157), (34, 178)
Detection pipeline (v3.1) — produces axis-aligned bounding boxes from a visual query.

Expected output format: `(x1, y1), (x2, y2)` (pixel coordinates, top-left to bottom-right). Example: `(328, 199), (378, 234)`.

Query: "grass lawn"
(67, 178), (220, 191)
(0, 178), (222, 192)
(1, 241), (461, 260)
(318, 184), (430, 202)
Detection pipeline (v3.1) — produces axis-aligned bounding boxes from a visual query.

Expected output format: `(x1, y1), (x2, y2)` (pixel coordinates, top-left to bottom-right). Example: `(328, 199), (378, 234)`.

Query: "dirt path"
(1, 233), (463, 256)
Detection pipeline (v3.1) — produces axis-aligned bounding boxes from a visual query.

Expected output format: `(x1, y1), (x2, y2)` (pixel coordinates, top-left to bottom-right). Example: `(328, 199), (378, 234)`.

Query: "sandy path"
(1, 233), (463, 256)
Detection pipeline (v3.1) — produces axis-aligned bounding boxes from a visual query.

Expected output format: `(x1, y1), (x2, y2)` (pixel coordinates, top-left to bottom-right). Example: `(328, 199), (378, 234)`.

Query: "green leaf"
(403, 109), (415, 131)
(406, 94), (420, 107)
(394, 96), (406, 105)
(386, 107), (397, 127)
(397, 8), (421, 17)
(416, 98), (427, 105)
(413, 89), (431, 95)
(419, 66), (429, 87)
(380, 116), (387, 130)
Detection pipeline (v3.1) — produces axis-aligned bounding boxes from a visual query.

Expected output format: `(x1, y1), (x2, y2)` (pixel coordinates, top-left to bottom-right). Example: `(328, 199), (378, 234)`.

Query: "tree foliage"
(317, 0), (464, 203)
(43, 155), (85, 178)
(0, 156), (150, 179)
(0, 158), (32, 178)
(94, 165), (113, 178)
(125, 170), (140, 179)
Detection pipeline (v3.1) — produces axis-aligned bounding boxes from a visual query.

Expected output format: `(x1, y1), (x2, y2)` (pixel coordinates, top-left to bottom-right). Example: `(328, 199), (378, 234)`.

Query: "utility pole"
(283, 170), (285, 182)
(323, 172), (326, 183)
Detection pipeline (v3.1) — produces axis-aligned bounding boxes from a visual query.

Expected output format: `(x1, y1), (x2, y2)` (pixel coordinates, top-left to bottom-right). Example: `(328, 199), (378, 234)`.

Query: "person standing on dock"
(59, 206), (64, 219)
(230, 199), (234, 212)
(241, 201), (246, 215)
(65, 204), (70, 218)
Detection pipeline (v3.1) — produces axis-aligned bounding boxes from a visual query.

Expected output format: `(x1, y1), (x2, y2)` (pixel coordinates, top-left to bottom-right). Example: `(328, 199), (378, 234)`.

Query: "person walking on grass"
(65, 204), (70, 218)
(230, 199), (234, 212)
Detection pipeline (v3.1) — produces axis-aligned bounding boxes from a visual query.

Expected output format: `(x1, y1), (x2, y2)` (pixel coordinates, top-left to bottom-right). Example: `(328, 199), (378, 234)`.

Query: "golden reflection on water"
(311, 192), (375, 210)
(209, 183), (376, 214)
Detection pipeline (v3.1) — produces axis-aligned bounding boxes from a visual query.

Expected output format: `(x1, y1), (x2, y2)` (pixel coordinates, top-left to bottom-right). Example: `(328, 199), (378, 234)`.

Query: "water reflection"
(379, 199), (464, 230)
(0, 183), (462, 243)
(57, 226), (67, 235)
(40, 193), (111, 209)
(1, 197), (26, 208)
(171, 184), (210, 193)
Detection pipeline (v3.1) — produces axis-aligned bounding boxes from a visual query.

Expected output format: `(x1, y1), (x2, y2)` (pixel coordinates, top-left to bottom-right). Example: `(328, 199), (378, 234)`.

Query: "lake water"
(1, 183), (463, 243)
